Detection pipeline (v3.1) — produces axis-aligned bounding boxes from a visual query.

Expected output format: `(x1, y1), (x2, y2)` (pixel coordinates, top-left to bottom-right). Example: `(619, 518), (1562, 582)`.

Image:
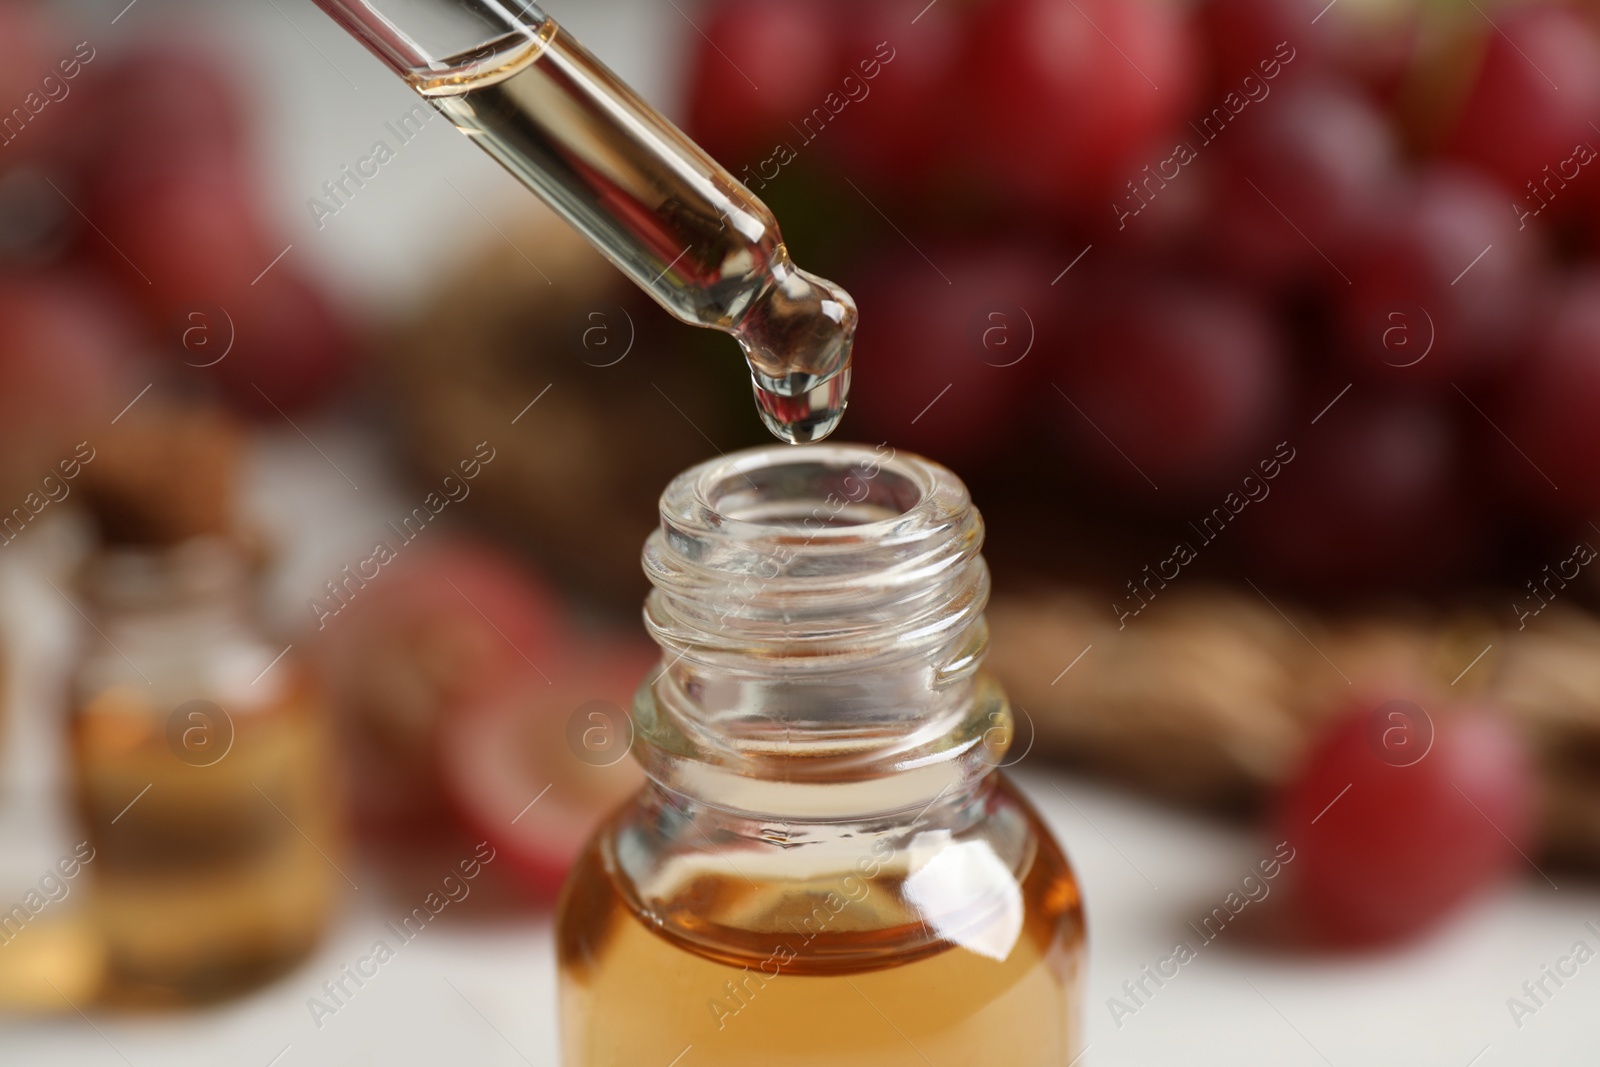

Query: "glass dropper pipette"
(310, 0), (855, 443)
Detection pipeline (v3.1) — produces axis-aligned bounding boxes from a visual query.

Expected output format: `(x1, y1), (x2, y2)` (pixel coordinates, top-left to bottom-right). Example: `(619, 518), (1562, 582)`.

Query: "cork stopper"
(78, 406), (242, 547)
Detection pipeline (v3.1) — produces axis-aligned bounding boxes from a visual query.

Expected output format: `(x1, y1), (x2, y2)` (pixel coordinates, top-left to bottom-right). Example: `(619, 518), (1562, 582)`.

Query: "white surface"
(5, 1), (1600, 1063)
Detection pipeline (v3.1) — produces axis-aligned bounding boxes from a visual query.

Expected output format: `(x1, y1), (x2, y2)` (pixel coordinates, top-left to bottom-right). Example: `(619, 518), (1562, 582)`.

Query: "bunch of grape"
(0, 3), (354, 474)
(684, 0), (1600, 592)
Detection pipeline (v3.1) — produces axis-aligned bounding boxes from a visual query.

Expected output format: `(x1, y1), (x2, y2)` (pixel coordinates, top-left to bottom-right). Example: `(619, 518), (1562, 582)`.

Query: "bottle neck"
(634, 444), (1011, 822)
(82, 537), (254, 634)
(74, 538), (271, 705)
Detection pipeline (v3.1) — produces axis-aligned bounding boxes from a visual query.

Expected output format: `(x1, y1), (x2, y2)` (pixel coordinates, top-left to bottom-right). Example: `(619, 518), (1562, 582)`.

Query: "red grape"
(684, 0), (841, 168)
(1049, 272), (1284, 493)
(1337, 166), (1531, 388)
(85, 145), (355, 414)
(1210, 80), (1398, 285)
(77, 45), (259, 316)
(961, 0), (1200, 210)
(827, 1), (961, 187)
(1195, 0), (1417, 94)
(1273, 701), (1533, 946)
(842, 241), (1061, 467)
(315, 538), (568, 835)
(1195, 0), (1327, 87)
(84, 147), (274, 317)
(1238, 396), (1474, 588)
(1441, 5), (1600, 203)
(81, 44), (250, 177)
(439, 641), (652, 899)
(1494, 272), (1600, 518)
(208, 271), (357, 416)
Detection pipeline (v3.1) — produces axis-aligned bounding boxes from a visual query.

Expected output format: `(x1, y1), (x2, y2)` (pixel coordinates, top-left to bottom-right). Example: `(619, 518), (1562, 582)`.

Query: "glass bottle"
(69, 535), (342, 1005)
(558, 443), (1085, 1065)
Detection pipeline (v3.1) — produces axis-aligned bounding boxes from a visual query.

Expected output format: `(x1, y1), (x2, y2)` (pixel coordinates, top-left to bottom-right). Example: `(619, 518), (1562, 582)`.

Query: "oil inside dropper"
(413, 25), (855, 444)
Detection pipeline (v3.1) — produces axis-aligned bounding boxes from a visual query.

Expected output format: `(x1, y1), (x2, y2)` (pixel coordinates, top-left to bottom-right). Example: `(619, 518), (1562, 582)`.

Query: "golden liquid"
(71, 669), (342, 1004)
(422, 28), (854, 444)
(558, 778), (1084, 1066)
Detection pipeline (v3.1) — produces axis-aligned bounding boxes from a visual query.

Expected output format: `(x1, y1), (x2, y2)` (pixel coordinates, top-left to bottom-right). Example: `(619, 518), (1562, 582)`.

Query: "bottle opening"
(652, 443), (980, 594)
(705, 458), (922, 530)
(676, 443), (948, 544)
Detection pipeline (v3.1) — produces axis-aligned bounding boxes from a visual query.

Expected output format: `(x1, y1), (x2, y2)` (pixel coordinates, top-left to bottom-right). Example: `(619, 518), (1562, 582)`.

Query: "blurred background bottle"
(67, 409), (343, 1005)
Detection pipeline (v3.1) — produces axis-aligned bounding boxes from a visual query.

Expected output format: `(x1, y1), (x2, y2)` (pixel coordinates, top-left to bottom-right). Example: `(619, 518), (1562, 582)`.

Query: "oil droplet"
(734, 259), (856, 444)
(752, 369), (851, 444)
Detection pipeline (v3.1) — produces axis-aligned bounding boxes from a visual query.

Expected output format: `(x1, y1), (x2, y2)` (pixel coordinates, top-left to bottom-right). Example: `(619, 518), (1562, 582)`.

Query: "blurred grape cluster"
(682, 0), (1600, 593)
(6, 0), (1597, 928)
(0, 4), (354, 504)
